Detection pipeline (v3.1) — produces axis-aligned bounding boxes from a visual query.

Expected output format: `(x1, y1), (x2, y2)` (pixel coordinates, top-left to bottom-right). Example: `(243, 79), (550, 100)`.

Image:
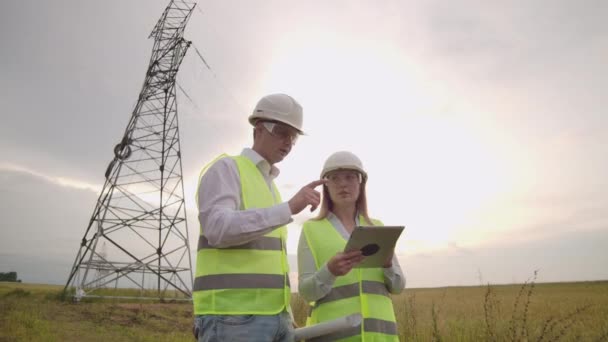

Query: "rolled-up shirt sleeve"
(197, 157), (292, 248)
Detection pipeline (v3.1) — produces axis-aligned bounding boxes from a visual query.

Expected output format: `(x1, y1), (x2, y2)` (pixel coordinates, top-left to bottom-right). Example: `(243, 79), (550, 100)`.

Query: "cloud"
(0, 168), (100, 284)
(0, 168), (97, 248)
(0, 163), (101, 193)
(1, 1), (607, 289)
(0, 166), (199, 286)
(0, 253), (72, 286)
(402, 227), (608, 288)
(419, 0), (608, 78)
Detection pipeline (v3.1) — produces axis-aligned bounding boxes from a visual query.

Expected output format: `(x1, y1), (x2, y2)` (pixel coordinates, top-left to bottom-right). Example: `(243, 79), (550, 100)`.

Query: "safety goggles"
(262, 121), (299, 145)
(324, 170), (362, 185)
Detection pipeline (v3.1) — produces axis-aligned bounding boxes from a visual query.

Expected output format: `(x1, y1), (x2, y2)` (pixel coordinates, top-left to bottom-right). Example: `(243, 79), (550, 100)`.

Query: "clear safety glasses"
(324, 170), (362, 185)
(262, 121), (299, 145)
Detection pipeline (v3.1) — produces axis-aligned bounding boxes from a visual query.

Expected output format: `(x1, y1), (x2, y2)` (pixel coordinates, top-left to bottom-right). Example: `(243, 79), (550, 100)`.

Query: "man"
(193, 93), (325, 341)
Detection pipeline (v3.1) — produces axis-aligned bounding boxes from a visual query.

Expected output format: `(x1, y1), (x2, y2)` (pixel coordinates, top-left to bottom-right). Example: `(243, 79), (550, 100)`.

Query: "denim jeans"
(194, 311), (294, 342)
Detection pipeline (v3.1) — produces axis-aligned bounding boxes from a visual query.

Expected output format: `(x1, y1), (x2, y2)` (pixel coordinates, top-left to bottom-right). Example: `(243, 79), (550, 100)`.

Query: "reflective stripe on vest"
(194, 274), (286, 290)
(315, 281), (389, 306)
(193, 155), (290, 315)
(198, 235), (282, 251)
(303, 218), (399, 341)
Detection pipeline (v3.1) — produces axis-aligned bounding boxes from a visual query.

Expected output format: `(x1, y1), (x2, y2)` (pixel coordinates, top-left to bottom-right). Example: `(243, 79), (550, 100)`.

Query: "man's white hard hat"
(248, 93), (304, 133)
(321, 151), (367, 181)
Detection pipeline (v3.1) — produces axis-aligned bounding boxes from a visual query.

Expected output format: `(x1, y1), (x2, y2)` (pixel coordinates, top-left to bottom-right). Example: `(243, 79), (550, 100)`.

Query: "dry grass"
(0, 283), (192, 342)
(388, 279), (608, 341)
(1, 279), (607, 341)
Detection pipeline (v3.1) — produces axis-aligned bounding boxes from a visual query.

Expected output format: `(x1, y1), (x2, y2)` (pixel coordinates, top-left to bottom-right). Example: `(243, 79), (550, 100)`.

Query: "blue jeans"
(194, 311), (294, 342)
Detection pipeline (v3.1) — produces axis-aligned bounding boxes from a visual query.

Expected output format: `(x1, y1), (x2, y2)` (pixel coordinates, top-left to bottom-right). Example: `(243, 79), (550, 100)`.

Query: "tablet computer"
(343, 226), (404, 268)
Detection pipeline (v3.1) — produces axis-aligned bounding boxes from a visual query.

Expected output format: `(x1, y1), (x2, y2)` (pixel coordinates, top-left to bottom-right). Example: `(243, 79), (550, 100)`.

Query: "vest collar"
(327, 211), (361, 238)
(241, 148), (280, 179)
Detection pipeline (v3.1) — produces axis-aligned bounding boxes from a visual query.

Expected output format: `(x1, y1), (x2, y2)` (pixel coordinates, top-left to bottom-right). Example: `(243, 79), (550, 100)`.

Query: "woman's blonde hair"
(314, 176), (374, 225)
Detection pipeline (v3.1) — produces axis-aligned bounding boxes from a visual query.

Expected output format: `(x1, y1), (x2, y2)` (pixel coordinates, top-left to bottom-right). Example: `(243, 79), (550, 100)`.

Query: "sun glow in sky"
(257, 32), (521, 255)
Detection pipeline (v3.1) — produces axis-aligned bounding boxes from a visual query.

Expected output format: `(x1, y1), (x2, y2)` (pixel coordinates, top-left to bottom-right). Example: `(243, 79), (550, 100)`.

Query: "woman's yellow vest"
(192, 155), (290, 315)
(302, 218), (399, 341)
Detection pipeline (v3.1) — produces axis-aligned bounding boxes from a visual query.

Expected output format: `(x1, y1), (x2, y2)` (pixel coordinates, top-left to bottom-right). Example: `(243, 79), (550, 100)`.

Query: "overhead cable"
(190, 42), (248, 113)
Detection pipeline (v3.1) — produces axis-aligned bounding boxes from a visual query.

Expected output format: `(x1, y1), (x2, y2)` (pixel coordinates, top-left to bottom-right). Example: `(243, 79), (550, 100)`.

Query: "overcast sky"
(1, 0), (607, 288)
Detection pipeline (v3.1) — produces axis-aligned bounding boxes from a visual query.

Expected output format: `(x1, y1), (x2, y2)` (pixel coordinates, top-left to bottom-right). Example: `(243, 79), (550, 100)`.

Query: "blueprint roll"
(293, 313), (362, 341)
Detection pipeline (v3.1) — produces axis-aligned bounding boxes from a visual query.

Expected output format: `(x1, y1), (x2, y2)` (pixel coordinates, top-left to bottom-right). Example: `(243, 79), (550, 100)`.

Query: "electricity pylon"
(65, 0), (196, 301)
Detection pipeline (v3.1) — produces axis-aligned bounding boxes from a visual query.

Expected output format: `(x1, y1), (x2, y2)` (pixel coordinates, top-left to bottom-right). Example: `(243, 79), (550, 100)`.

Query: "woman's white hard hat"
(248, 93), (304, 134)
(321, 151), (367, 180)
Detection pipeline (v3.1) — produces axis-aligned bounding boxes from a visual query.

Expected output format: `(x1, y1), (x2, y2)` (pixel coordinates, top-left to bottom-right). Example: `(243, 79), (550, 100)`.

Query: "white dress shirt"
(197, 148), (293, 248)
(297, 212), (405, 302)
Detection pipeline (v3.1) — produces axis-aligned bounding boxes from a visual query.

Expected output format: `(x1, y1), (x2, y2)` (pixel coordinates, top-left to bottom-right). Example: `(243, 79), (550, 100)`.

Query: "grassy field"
(1, 280), (607, 341)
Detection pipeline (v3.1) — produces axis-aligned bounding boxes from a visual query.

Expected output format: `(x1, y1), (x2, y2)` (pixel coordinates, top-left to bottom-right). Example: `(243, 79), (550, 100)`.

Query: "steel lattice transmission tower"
(65, 0), (197, 301)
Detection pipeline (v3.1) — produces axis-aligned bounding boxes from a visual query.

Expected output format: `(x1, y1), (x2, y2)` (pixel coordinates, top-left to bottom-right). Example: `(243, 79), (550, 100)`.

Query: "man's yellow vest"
(302, 218), (399, 341)
(193, 155), (290, 315)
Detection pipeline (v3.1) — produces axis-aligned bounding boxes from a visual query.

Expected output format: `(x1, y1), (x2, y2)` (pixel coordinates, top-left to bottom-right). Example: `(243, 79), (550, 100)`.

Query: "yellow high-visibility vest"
(193, 155), (290, 315)
(303, 217), (399, 341)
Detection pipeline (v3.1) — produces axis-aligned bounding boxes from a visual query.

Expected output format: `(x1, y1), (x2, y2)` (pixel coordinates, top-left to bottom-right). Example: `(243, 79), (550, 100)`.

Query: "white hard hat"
(321, 151), (367, 180)
(248, 93), (304, 133)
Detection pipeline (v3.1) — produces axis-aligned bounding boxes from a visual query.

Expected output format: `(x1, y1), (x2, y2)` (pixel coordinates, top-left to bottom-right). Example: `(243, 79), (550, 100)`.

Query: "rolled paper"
(293, 313), (362, 341)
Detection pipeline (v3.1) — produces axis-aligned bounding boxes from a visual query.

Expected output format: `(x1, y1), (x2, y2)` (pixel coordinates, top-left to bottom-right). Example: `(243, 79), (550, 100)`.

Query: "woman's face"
(325, 170), (361, 207)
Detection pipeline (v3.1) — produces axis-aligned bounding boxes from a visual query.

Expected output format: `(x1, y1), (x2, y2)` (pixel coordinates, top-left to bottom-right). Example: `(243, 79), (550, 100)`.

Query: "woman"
(297, 151), (405, 341)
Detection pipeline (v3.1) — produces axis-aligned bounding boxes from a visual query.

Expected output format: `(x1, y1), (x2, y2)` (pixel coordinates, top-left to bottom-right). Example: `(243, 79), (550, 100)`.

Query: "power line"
(193, 45), (212, 70)
(196, 4), (204, 16)
(162, 3), (249, 117)
(189, 43), (248, 114)
(177, 81), (198, 109)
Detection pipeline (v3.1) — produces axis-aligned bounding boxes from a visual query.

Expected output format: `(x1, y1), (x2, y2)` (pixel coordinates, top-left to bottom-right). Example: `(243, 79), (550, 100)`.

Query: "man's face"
(255, 121), (300, 164)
